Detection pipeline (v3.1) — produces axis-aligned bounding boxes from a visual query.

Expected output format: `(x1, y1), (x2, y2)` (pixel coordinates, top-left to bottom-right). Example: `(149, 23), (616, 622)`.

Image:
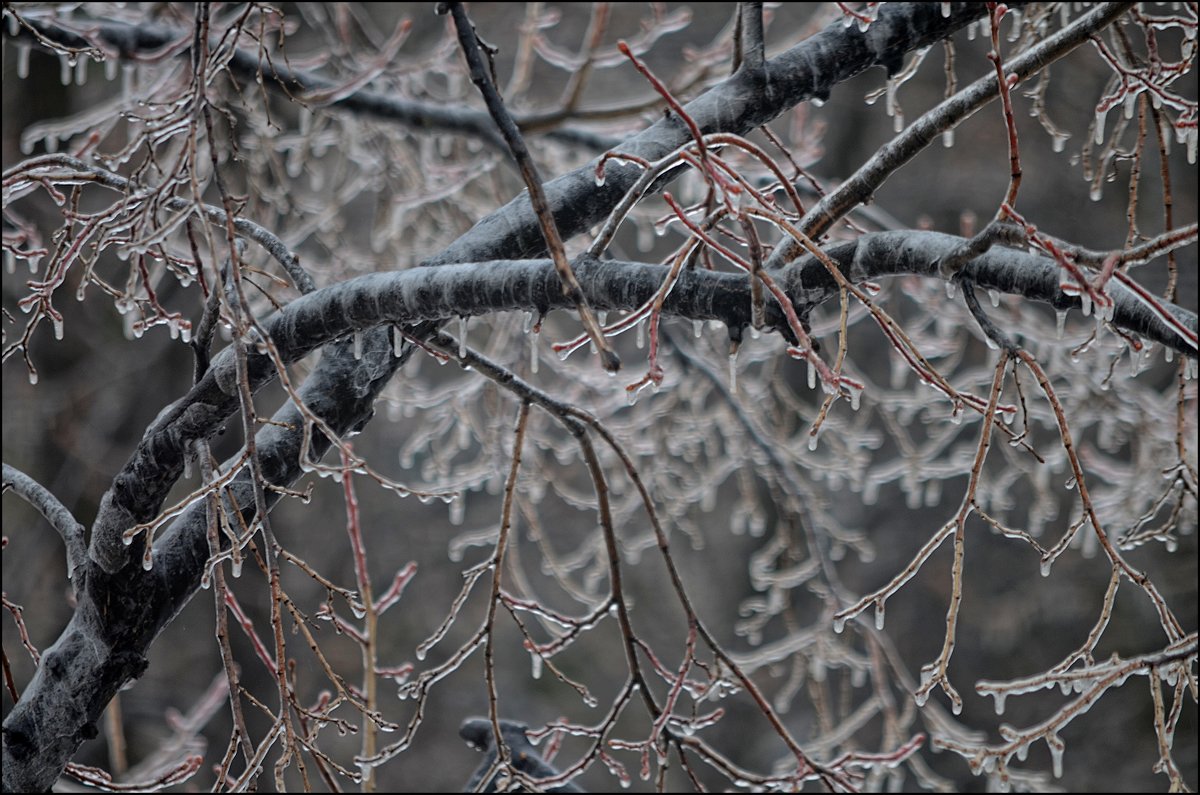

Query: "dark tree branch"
(424, 2), (1014, 266)
(767, 1), (1135, 267)
(2, 463), (88, 582)
(2, 331), (406, 794)
(737, 2), (766, 73)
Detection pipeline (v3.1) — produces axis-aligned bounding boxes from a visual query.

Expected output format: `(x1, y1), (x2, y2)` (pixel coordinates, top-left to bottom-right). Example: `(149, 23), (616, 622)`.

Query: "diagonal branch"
(444, 2), (619, 372)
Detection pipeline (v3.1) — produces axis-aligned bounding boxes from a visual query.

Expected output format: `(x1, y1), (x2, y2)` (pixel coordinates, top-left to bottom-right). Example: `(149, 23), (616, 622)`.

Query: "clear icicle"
(458, 316), (468, 357)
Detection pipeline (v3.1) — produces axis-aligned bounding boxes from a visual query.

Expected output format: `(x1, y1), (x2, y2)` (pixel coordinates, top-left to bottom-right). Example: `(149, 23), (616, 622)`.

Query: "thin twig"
(445, 2), (620, 372)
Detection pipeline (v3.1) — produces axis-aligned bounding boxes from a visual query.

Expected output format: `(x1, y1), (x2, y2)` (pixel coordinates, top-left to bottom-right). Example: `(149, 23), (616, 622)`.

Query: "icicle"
(807, 358), (816, 390)
(75, 55), (88, 86)
(728, 347), (738, 394)
(394, 326), (404, 357)
(1055, 308), (1067, 339)
(458, 316), (468, 357)
(1123, 90), (1138, 120)
(1094, 107), (1108, 144)
(636, 320), (645, 349)
(891, 355), (907, 388)
(942, 129), (954, 148)
(353, 331), (363, 360)
(17, 44), (30, 79)
(845, 381), (863, 411)
(1047, 734), (1064, 779)
(1079, 292), (1093, 318)
(530, 329), (540, 374)
(874, 599), (886, 630)
(693, 319), (702, 338)
(945, 280), (957, 299)
(59, 53), (71, 86)
(988, 289), (1001, 307)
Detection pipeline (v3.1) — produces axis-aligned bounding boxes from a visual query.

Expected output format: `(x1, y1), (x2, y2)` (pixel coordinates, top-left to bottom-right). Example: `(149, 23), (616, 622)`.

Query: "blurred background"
(4, 3), (1196, 791)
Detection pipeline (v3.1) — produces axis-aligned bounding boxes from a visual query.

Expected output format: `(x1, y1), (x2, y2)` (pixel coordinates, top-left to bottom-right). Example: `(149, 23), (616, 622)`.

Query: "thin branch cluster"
(2, 3), (1196, 794)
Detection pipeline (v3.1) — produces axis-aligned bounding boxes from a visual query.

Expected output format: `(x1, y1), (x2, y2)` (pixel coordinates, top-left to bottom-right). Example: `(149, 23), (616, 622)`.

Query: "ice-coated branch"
(83, 231), (1200, 573)
(1, 331), (405, 794)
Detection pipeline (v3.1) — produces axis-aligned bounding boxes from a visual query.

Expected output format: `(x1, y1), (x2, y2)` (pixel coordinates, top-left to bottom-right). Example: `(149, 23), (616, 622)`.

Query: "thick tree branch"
(2, 331), (405, 794)
(83, 231), (1200, 573)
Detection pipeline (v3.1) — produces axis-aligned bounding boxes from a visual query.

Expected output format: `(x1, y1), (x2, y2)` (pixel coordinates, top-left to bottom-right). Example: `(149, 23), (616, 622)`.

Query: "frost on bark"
(2, 3), (1196, 793)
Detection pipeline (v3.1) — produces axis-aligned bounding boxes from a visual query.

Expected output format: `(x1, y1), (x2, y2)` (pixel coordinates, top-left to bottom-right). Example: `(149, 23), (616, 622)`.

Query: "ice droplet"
(874, 600), (886, 630)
